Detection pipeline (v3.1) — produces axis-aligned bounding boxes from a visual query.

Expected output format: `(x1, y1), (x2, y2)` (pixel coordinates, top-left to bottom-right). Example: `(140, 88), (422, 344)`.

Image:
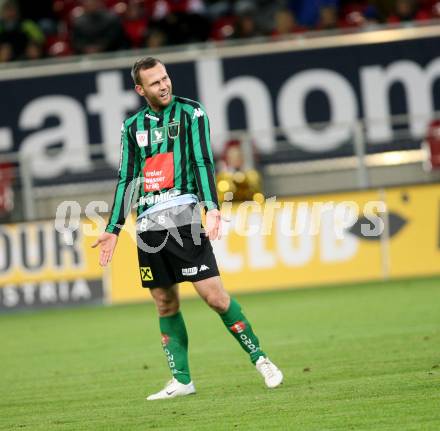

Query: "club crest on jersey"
(136, 131), (149, 147)
(167, 122), (180, 139)
(151, 126), (165, 144)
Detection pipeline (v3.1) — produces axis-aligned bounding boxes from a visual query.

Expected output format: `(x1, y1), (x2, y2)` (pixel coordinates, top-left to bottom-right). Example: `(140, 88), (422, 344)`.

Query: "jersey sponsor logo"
(167, 122), (180, 139)
(230, 321), (247, 334)
(192, 108), (204, 119)
(151, 126), (165, 144)
(140, 266), (154, 281)
(136, 131), (149, 147)
(138, 189), (181, 207)
(199, 264), (209, 272)
(145, 113), (160, 121)
(143, 153), (174, 192)
(182, 267), (198, 276)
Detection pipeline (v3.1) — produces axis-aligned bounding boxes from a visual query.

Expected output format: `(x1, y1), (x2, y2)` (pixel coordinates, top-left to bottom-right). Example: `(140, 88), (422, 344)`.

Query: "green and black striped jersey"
(105, 96), (218, 235)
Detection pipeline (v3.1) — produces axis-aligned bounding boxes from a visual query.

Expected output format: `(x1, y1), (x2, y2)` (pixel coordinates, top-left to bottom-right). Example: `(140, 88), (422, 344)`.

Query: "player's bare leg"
(149, 284), (180, 316)
(146, 284), (196, 400)
(193, 276), (283, 388)
(192, 275), (230, 312)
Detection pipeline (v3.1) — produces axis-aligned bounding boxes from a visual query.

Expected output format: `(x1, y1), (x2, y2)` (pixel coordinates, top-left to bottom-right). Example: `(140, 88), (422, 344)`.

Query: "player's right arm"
(91, 232), (118, 267)
(106, 121), (139, 235)
(92, 121), (139, 266)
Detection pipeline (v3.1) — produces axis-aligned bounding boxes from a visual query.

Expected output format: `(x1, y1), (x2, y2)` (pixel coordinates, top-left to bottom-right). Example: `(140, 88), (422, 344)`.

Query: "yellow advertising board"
(2, 183), (439, 310)
(385, 184), (440, 277)
(109, 184), (440, 303)
(109, 189), (387, 303)
(0, 220), (102, 284)
(0, 219), (104, 310)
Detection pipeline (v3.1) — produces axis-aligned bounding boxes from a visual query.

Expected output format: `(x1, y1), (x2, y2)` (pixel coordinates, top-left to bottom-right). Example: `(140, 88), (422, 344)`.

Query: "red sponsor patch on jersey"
(143, 152), (174, 192)
(230, 321), (246, 334)
(161, 333), (170, 346)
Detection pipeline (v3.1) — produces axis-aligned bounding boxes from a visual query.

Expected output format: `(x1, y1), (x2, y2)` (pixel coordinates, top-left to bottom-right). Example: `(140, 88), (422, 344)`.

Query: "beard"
(151, 86), (172, 109)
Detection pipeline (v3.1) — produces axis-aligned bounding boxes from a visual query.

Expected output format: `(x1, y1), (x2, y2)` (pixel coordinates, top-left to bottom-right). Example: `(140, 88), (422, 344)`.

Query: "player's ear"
(135, 84), (144, 97)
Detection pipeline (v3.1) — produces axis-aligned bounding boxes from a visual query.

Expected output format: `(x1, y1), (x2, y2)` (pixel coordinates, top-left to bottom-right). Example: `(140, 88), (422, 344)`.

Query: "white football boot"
(256, 357), (283, 388)
(146, 378), (196, 401)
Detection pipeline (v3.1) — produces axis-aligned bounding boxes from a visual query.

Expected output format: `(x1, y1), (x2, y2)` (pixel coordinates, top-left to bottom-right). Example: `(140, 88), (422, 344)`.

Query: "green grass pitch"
(1, 277), (440, 430)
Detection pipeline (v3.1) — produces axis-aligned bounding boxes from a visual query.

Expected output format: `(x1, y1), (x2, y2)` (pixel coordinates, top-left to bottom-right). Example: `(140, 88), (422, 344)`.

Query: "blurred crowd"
(0, 0), (439, 62)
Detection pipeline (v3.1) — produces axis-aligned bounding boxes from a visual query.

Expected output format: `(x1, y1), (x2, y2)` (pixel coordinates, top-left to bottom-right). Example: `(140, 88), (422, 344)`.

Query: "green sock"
(219, 298), (265, 364)
(159, 312), (191, 384)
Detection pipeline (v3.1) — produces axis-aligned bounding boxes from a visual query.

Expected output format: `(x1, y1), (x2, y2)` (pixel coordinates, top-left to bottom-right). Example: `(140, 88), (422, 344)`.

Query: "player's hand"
(205, 209), (222, 240)
(91, 232), (118, 267)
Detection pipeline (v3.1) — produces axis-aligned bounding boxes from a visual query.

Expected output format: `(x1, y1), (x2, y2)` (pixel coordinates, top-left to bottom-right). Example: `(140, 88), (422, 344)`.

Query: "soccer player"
(92, 57), (283, 400)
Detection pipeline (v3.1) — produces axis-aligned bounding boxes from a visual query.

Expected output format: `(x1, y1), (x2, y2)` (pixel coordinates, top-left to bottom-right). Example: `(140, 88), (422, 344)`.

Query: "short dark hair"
(131, 57), (164, 85)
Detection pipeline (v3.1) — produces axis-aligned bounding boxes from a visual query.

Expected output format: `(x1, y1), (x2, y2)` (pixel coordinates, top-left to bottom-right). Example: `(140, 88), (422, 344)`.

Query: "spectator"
(209, 15), (236, 41)
(1, 0), (438, 62)
(221, 140), (245, 172)
(0, 0), (44, 62)
(432, 1), (440, 19)
(122, 0), (148, 48)
(340, 3), (380, 28)
(271, 8), (305, 38)
(23, 39), (44, 60)
(216, 140), (263, 203)
(145, 25), (167, 48)
(0, 162), (14, 219)
(233, 12), (260, 39)
(288, 0), (339, 27)
(71, 0), (128, 54)
(362, 4), (380, 25)
(317, 5), (339, 30)
(149, 0), (210, 45)
(388, 0), (431, 23)
(205, 0), (233, 21)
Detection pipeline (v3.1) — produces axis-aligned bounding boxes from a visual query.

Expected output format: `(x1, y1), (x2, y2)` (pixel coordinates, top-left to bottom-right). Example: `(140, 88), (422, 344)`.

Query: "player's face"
(135, 63), (172, 111)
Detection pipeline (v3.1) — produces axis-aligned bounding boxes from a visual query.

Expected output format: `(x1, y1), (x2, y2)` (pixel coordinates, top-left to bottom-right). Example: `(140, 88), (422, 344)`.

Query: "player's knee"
(205, 292), (229, 313)
(155, 294), (179, 316)
(157, 302), (179, 316)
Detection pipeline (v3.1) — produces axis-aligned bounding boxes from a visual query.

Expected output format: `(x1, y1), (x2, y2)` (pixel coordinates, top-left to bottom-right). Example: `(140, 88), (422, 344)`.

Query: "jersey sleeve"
(105, 122), (140, 235)
(188, 105), (219, 211)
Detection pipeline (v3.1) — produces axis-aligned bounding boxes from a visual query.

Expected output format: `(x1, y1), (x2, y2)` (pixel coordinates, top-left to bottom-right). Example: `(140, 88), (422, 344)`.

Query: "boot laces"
(259, 359), (275, 379)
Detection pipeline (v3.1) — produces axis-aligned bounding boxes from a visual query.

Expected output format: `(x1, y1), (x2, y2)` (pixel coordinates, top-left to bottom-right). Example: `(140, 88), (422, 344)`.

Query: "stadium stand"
(1, 0), (440, 62)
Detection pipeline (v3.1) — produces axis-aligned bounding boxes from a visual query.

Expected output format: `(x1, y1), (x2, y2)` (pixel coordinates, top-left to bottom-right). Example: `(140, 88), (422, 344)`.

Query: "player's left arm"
(188, 105), (221, 240)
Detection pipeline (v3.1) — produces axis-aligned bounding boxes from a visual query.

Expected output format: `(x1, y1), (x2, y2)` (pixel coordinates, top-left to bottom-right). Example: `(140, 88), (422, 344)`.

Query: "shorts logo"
(140, 266), (154, 281)
(230, 321), (246, 334)
(182, 267), (198, 276)
(151, 127), (165, 144)
(136, 131), (149, 147)
(199, 264), (209, 272)
(161, 333), (170, 346)
(167, 122), (180, 139)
